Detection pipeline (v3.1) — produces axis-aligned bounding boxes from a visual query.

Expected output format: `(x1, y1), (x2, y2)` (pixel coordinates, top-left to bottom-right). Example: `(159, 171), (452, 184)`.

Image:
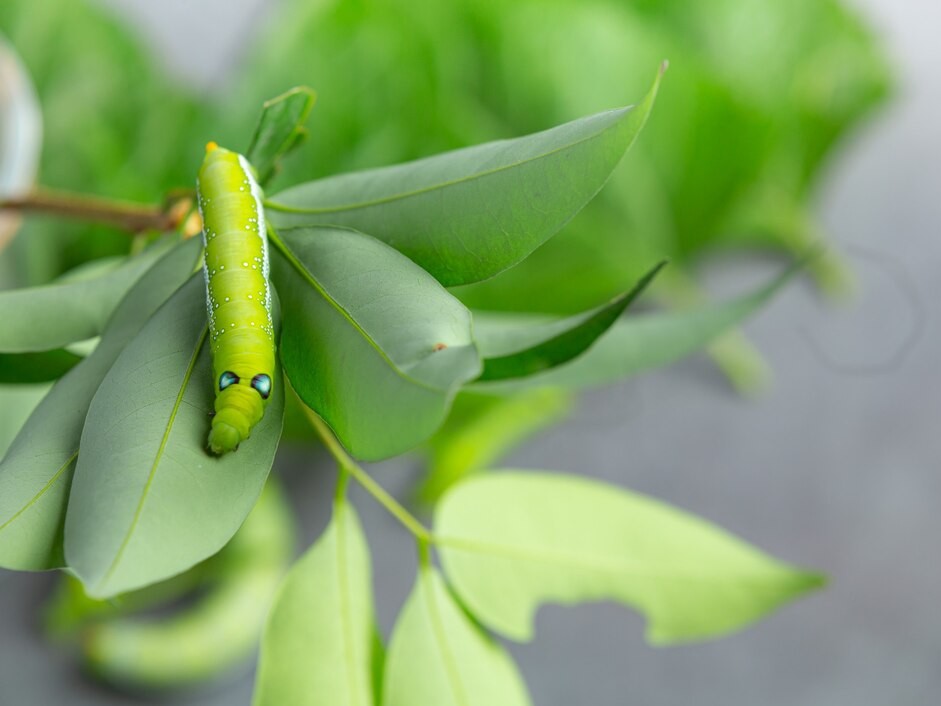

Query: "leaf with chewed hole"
(436, 472), (824, 644)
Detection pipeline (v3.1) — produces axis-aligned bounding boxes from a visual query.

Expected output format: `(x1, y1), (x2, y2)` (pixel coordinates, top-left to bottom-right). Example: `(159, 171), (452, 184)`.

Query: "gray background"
(2, 0), (940, 704)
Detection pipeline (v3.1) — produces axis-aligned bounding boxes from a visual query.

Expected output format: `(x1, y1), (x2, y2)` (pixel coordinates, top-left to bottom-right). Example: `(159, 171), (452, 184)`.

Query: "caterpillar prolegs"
(197, 143), (275, 455)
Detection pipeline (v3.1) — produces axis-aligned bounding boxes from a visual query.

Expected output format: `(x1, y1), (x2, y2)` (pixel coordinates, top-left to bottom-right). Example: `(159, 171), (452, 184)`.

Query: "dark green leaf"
(272, 226), (480, 461)
(471, 266), (794, 393)
(477, 261), (665, 381)
(383, 567), (530, 706)
(0, 349), (82, 383)
(254, 500), (376, 706)
(0, 238), (201, 571)
(65, 273), (284, 597)
(246, 86), (316, 187)
(437, 472), (824, 644)
(266, 68), (663, 287)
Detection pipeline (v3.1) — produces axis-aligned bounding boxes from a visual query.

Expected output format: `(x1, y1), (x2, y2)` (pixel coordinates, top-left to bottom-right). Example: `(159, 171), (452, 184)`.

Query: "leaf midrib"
(335, 502), (364, 706)
(264, 107), (631, 216)
(422, 570), (469, 706)
(436, 535), (788, 583)
(0, 450), (78, 533)
(99, 326), (209, 589)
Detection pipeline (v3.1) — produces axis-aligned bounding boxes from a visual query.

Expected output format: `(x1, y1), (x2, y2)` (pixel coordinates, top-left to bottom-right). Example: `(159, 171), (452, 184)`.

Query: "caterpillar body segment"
(197, 143), (275, 455)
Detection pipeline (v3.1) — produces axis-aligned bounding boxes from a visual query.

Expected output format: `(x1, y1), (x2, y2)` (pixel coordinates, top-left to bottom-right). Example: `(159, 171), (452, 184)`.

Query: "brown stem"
(0, 187), (192, 234)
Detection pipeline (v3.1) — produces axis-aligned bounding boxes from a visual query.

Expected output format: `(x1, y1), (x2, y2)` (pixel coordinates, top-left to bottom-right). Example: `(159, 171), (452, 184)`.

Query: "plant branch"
(303, 406), (432, 543)
(0, 187), (194, 234)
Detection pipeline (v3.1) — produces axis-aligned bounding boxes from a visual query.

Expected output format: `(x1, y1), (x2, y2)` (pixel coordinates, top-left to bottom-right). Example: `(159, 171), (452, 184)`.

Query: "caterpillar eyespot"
(197, 142), (276, 456)
(251, 374), (272, 400)
(219, 371), (240, 391)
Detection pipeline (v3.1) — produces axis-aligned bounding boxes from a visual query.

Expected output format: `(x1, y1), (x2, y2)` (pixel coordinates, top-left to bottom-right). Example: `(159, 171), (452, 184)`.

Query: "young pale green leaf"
(265, 67), (663, 287)
(65, 273), (284, 597)
(246, 86), (316, 186)
(0, 238), (201, 571)
(0, 349), (82, 383)
(477, 261), (665, 381)
(254, 500), (376, 706)
(383, 567), (530, 706)
(418, 389), (574, 504)
(472, 265), (794, 393)
(436, 472), (823, 644)
(0, 244), (167, 353)
(272, 226), (481, 461)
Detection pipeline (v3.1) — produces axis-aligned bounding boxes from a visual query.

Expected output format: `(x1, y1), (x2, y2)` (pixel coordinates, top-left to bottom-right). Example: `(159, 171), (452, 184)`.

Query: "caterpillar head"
(208, 370), (273, 455)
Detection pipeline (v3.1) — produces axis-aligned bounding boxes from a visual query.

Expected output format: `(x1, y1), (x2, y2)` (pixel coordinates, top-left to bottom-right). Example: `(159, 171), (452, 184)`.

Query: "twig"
(0, 187), (192, 234)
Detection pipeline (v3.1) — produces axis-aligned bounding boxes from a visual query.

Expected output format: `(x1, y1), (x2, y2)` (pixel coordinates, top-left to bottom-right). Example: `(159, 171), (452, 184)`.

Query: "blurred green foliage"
(221, 0), (890, 312)
(0, 0), (201, 282)
(1, 0), (889, 307)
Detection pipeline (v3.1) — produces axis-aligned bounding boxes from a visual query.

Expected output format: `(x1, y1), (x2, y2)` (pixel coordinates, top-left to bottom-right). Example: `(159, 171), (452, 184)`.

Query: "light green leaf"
(0, 244), (167, 353)
(254, 500), (376, 706)
(65, 273), (284, 597)
(477, 261), (664, 381)
(471, 266), (793, 393)
(383, 566), (530, 706)
(436, 472), (823, 644)
(272, 226), (480, 461)
(0, 238), (201, 571)
(418, 389), (574, 504)
(266, 68), (663, 287)
(246, 86), (316, 187)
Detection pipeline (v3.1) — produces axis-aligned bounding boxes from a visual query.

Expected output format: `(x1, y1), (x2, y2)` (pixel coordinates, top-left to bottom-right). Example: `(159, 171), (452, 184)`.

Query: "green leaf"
(272, 226), (480, 461)
(0, 383), (48, 457)
(81, 481), (294, 689)
(383, 566), (530, 706)
(246, 86), (316, 187)
(0, 245), (167, 353)
(471, 266), (793, 393)
(254, 500), (376, 706)
(0, 238), (201, 571)
(65, 273), (284, 597)
(477, 261), (665, 381)
(436, 472), (824, 644)
(0, 349), (82, 383)
(418, 389), (574, 504)
(265, 67), (663, 287)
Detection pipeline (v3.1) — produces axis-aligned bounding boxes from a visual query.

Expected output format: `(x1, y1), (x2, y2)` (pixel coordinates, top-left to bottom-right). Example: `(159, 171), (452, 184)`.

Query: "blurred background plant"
(0, 0), (894, 698)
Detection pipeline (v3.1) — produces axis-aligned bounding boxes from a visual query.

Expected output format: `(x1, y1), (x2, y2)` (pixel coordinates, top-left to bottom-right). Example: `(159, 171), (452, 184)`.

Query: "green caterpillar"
(197, 142), (275, 455)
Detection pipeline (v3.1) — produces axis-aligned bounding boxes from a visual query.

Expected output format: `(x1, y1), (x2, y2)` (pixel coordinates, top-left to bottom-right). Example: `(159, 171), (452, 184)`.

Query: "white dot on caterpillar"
(243, 262), (248, 267)
(225, 297), (230, 302)
(248, 295), (253, 299)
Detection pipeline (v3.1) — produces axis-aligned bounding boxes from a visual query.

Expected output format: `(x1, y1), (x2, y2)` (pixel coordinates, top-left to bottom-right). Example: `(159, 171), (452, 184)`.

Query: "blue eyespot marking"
(219, 371), (239, 391)
(251, 373), (272, 400)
